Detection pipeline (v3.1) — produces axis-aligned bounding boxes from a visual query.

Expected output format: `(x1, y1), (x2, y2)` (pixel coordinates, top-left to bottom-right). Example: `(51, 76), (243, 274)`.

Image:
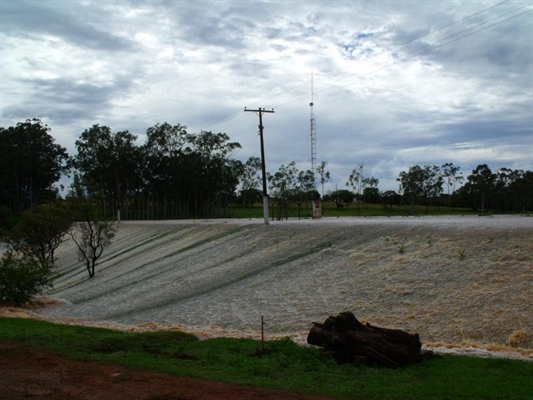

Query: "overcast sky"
(1, 0), (532, 193)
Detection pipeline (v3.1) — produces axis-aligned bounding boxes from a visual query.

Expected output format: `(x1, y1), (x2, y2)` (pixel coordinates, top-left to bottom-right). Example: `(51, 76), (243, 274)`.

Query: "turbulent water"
(37, 216), (532, 352)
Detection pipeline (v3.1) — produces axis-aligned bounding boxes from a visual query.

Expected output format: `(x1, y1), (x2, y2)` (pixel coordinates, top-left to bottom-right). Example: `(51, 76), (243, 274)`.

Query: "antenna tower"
(310, 71), (317, 188)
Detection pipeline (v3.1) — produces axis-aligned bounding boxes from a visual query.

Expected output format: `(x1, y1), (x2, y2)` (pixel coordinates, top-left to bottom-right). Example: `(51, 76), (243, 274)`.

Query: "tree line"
(395, 163), (532, 213)
(1, 119), (532, 226)
(4, 118), (530, 305)
(325, 162), (532, 213)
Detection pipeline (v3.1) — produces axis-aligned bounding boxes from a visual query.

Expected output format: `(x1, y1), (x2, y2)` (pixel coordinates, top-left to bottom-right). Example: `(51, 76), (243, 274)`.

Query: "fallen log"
(307, 312), (422, 368)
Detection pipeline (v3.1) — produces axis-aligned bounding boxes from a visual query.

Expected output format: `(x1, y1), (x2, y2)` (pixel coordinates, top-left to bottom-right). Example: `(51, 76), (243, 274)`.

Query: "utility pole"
(244, 107), (274, 225)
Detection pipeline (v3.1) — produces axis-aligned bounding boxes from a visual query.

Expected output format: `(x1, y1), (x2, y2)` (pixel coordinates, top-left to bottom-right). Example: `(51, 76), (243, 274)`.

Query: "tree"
(326, 189), (354, 208)
(346, 166), (363, 200)
(141, 122), (191, 219)
(467, 164), (496, 212)
(316, 161), (331, 199)
(239, 188), (262, 208)
(0, 206), (18, 234)
(382, 190), (400, 209)
(268, 162), (298, 220)
(8, 202), (73, 271)
(0, 252), (52, 306)
(441, 163), (463, 209)
(0, 119), (69, 214)
(397, 165), (425, 214)
(68, 204), (117, 278)
(73, 125), (141, 218)
(397, 165), (443, 213)
(214, 158), (243, 216)
(508, 170), (533, 211)
(494, 167), (515, 212)
(240, 157), (262, 207)
(361, 176), (380, 203)
(420, 165), (443, 211)
(190, 130), (242, 217)
(291, 169), (317, 218)
(363, 186), (381, 203)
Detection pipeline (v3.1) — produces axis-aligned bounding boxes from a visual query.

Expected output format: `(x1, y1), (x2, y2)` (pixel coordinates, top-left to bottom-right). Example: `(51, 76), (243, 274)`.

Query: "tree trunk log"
(307, 312), (422, 368)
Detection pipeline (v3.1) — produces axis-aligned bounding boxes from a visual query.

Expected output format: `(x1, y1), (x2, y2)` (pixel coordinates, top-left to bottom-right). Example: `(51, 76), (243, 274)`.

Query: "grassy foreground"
(1, 318), (532, 399)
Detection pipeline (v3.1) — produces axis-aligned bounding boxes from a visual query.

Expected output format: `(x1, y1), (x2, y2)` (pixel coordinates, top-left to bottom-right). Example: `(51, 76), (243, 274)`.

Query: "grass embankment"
(2, 318), (532, 399)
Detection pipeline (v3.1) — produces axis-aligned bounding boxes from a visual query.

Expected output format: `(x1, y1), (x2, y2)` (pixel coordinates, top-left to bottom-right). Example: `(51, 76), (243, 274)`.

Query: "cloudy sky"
(1, 0), (532, 193)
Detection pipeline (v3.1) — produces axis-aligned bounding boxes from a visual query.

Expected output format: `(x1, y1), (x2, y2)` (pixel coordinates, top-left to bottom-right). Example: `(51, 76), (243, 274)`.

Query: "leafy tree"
(214, 158), (243, 216)
(397, 165), (443, 213)
(140, 126), (242, 218)
(240, 157), (262, 207)
(326, 189), (354, 208)
(72, 121), (244, 220)
(291, 169), (317, 218)
(361, 176), (380, 203)
(268, 162), (298, 220)
(420, 165), (443, 211)
(0, 252), (52, 306)
(346, 166), (363, 199)
(0, 119), (69, 214)
(508, 170), (533, 211)
(467, 164), (496, 212)
(8, 202), (73, 271)
(382, 190), (400, 209)
(190, 130), (242, 217)
(316, 161), (331, 199)
(363, 186), (381, 203)
(73, 125), (141, 218)
(68, 203), (117, 278)
(0, 206), (18, 234)
(239, 188), (262, 208)
(441, 163), (463, 209)
(494, 167), (515, 212)
(397, 165), (425, 214)
(141, 122), (191, 218)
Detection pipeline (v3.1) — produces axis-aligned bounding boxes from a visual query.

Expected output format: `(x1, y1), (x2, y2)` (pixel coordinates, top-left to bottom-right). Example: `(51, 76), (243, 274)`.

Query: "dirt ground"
(0, 342), (332, 400)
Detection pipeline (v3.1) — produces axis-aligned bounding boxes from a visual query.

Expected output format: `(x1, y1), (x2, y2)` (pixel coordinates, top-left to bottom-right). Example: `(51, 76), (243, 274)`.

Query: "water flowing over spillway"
(40, 216), (533, 353)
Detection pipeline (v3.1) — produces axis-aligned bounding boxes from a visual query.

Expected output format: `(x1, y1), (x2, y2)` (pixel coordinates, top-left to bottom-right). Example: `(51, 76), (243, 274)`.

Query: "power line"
(385, 0), (511, 53)
(202, 2), (508, 132)
(272, 4), (533, 111)
(201, 2), (531, 134)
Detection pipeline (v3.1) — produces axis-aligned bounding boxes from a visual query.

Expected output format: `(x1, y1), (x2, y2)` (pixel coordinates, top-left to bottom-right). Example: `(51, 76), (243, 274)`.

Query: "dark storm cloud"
(25, 77), (132, 105)
(0, 0), (137, 52)
(393, 5), (533, 80)
(4, 77), (135, 125)
(154, 1), (260, 50)
(434, 118), (532, 144)
(1, 0), (531, 192)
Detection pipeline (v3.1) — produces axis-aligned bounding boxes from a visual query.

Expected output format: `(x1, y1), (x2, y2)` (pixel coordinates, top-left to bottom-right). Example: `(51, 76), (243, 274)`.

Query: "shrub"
(7, 202), (73, 271)
(0, 206), (19, 237)
(0, 252), (52, 306)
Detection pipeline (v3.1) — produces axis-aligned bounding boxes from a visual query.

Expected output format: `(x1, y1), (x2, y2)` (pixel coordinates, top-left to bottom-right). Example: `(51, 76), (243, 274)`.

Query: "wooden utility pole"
(244, 107), (274, 225)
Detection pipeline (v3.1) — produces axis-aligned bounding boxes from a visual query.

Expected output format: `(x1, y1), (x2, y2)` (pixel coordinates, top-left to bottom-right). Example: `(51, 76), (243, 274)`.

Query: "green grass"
(1, 318), (532, 399)
(227, 202), (482, 219)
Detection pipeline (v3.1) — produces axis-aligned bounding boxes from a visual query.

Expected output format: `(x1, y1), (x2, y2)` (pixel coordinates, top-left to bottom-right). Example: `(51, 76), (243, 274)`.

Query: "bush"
(0, 206), (19, 238)
(0, 252), (52, 306)
(7, 202), (72, 270)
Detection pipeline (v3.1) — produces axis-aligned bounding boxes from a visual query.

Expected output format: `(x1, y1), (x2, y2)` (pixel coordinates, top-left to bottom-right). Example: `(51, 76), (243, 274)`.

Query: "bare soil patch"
(0, 342), (331, 400)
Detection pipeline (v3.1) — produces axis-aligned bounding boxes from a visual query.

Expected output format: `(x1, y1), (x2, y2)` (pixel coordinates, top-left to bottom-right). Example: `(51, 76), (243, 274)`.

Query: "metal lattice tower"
(310, 72), (317, 188)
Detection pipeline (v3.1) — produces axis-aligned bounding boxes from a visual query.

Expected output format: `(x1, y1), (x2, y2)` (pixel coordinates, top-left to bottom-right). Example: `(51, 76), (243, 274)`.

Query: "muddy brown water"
(16, 216), (533, 358)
